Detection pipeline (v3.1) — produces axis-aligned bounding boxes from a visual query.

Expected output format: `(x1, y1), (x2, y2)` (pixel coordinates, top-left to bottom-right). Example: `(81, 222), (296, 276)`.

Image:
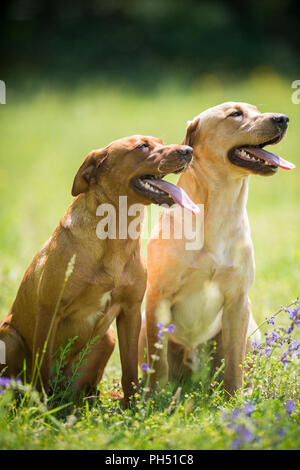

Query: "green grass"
(0, 72), (299, 449)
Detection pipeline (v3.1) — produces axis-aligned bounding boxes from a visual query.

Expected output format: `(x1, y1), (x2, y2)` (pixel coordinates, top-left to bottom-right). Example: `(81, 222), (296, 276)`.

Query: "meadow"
(0, 72), (299, 450)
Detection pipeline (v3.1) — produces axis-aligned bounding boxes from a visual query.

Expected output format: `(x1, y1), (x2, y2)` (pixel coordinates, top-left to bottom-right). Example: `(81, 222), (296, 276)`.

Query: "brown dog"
(0, 135), (195, 403)
(141, 102), (294, 396)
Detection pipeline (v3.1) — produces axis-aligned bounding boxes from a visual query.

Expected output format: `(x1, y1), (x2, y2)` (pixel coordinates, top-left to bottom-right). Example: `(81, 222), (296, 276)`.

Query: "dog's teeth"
(239, 150), (252, 160)
(241, 150), (249, 158)
(140, 179), (166, 195)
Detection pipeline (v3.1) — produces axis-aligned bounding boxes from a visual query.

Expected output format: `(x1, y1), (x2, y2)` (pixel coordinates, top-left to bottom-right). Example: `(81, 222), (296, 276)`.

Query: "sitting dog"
(0, 135), (197, 403)
(141, 102), (294, 396)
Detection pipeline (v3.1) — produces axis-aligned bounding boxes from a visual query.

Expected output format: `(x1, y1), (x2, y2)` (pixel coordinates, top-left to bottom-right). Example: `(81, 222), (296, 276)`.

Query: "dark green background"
(1, 0), (299, 88)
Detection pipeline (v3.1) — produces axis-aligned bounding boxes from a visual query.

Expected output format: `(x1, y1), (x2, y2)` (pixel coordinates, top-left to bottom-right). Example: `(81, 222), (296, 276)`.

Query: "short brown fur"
(0, 135), (191, 403)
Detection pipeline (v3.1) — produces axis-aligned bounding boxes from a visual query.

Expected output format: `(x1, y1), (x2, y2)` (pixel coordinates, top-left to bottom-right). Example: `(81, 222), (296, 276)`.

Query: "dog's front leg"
(32, 307), (61, 393)
(222, 296), (250, 397)
(116, 303), (141, 405)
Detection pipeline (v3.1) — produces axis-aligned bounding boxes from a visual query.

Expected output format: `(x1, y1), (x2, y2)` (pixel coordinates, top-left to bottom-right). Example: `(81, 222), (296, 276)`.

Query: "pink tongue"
(149, 179), (200, 215)
(243, 147), (295, 170)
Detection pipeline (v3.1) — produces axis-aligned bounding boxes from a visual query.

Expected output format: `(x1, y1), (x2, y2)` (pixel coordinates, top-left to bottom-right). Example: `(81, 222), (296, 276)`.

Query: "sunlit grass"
(0, 72), (299, 449)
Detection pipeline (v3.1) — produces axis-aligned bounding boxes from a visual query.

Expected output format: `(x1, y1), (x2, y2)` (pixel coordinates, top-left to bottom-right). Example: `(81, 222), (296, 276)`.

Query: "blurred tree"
(0, 0), (299, 87)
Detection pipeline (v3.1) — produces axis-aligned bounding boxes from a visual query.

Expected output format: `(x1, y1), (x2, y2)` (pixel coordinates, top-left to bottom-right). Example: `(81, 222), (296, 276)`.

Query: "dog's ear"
(71, 149), (108, 196)
(182, 117), (200, 147)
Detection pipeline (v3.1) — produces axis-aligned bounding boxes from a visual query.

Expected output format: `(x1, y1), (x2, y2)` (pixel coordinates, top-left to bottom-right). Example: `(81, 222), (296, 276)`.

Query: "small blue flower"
(240, 426), (253, 442)
(167, 324), (176, 334)
(231, 438), (242, 450)
(141, 363), (149, 371)
(290, 340), (300, 356)
(265, 347), (272, 357)
(266, 316), (275, 325)
(267, 332), (278, 345)
(289, 308), (298, 320)
(278, 427), (286, 437)
(0, 377), (12, 388)
(281, 351), (289, 366)
(243, 402), (255, 417)
(231, 425), (253, 449)
(231, 408), (240, 418)
(285, 399), (296, 414)
(0, 377), (21, 394)
(157, 322), (164, 329)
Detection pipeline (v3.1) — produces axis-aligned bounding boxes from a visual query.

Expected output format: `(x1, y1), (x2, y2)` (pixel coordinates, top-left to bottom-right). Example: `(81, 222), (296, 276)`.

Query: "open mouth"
(228, 135), (295, 175)
(131, 174), (200, 215)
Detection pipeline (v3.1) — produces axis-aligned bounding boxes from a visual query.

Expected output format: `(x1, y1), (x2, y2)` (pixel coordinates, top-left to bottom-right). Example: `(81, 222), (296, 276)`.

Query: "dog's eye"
(136, 143), (150, 149)
(228, 110), (243, 117)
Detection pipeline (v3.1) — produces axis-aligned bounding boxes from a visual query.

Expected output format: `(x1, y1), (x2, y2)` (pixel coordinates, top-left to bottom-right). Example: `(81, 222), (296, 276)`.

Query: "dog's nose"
(271, 114), (289, 130)
(177, 145), (193, 162)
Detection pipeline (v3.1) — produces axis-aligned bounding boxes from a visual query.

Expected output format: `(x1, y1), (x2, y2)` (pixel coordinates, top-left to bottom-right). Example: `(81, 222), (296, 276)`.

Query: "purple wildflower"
(141, 363), (149, 372)
(231, 408), (241, 418)
(157, 322), (164, 329)
(0, 377), (21, 394)
(281, 340), (300, 365)
(278, 427), (286, 437)
(286, 324), (294, 334)
(230, 425), (253, 449)
(266, 316), (275, 325)
(265, 347), (272, 357)
(281, 352), (289, 366)
(167, 324), (176, 334)
(267, 332), (278, 346)
(251, 341), (263, 355)
(231, 438), (242, 450)
(240, 426), (253, 442)
(285, 399), (296, 414)
(289, 340), (300, 358)
(244, 402), (255, 417)
(0, 377), (12, 388)
(285, 304), (300, 333)
(289, 308), (299, 320)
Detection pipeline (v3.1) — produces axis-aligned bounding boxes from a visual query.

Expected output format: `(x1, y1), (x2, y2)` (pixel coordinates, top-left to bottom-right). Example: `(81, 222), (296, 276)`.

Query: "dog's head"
(183, 102), (294, 177)
(72, 135), (199, 213)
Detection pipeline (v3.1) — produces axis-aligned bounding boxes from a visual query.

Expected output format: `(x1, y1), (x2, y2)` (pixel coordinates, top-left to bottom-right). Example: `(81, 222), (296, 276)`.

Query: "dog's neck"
(179, 156), (248, 203)
(61, 191), (145, 254)
(178, 156), (249, 248)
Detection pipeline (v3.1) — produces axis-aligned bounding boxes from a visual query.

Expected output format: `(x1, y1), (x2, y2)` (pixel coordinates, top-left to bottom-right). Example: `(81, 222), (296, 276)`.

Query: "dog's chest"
(170, 231), (253, 348)
(170, 243), (241, 347)
(171, 276), (224, 348)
